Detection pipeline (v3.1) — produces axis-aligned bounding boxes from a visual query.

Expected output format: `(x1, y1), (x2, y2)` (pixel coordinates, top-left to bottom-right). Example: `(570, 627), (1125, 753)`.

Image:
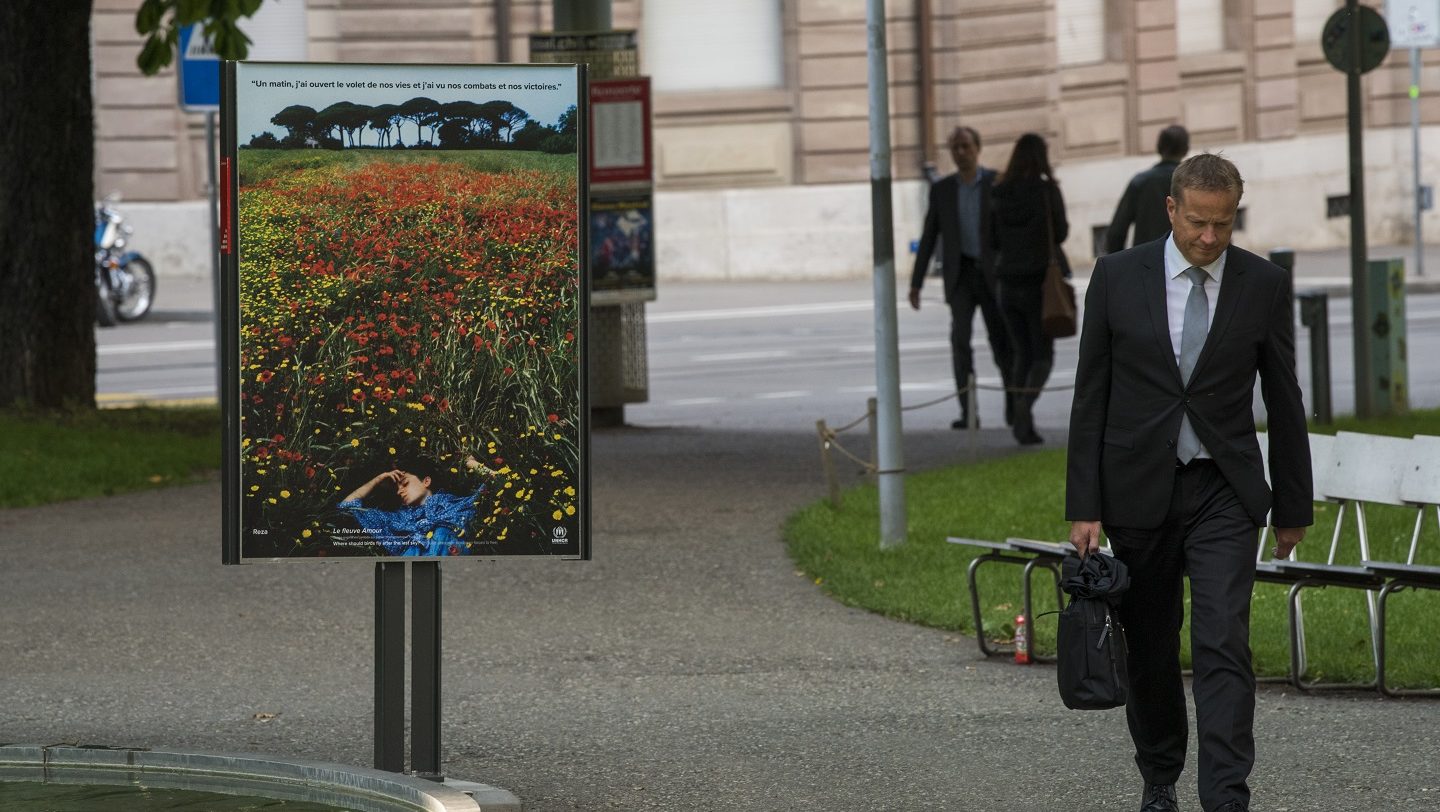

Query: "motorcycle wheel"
(95, 272), (118, 327)
(115, 256), (156, 322)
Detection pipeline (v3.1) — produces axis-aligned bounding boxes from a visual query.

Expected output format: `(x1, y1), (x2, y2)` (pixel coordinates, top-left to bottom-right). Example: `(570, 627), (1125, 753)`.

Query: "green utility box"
(1367, 258), (1409, 416)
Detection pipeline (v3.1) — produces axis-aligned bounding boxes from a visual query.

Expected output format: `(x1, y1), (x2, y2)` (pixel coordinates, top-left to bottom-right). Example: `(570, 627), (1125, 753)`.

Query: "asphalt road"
(98, 276), (1440, 431)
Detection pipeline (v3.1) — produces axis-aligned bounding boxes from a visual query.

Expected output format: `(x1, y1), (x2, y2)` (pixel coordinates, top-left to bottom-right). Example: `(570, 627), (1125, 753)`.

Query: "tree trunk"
(0, 1), (97, 409)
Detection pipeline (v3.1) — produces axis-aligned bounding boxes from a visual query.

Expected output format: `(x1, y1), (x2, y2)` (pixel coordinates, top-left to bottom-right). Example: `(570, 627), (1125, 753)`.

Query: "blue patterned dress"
(338, 484), (486, 557)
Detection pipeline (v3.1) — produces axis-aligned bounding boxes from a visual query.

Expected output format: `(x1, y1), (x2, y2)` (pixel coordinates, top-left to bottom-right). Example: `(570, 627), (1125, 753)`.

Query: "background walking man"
(1104, 124), (1190, 253)
(908, 126), (1014, 429)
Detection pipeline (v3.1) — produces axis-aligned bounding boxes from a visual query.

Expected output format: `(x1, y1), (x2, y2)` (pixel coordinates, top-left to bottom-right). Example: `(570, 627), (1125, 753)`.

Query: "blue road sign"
(178, 24), (220, 112)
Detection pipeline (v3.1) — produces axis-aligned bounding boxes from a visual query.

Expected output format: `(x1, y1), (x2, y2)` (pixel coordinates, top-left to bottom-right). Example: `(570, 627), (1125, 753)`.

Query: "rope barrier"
(831, 379), (1075, 429)
(834, 381), (1077, 424)
(973, 381), (1076, 393)
(821, 427), (879, 471)
(899, 392), (957, 413)
(828, 412), (871, 434)
(814, 375), (1075, 504)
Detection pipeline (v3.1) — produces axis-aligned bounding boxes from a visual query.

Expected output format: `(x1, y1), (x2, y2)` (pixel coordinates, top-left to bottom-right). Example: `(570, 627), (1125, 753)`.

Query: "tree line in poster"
(246, 98), (578, 154)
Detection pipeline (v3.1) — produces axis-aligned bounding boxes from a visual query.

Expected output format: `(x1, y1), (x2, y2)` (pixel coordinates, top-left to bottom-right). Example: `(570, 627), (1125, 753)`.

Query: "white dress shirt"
(1164, 234), (1226, 459)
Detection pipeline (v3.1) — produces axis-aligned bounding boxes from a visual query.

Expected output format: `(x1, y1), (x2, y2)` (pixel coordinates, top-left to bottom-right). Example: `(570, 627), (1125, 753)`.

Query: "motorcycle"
(94, 195), (156, 326)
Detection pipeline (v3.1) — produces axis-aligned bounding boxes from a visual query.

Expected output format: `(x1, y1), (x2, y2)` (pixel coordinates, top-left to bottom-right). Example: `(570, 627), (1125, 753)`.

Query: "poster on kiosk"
(219, 61), (589, 563)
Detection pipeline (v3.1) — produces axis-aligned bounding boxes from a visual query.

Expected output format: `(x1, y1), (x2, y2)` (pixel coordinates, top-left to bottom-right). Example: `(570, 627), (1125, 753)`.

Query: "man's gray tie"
(1177, 266), (1209, 463)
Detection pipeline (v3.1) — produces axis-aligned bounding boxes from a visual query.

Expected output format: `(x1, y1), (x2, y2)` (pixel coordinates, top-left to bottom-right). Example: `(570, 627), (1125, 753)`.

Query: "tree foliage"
(135, 0), (263, 74)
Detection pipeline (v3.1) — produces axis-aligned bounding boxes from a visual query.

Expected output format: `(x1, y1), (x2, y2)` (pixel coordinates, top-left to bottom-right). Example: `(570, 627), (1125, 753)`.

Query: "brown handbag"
(1040, 183), (1077, 339)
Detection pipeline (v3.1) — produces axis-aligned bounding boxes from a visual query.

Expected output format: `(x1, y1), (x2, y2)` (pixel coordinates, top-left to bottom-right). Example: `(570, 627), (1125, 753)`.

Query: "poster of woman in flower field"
(220, 61), (587, 562)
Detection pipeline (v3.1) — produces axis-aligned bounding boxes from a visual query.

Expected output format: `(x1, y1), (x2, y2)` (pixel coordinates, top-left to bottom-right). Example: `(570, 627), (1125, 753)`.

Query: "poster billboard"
(590, 192), (654, 296)
(220, 61), (589, 562)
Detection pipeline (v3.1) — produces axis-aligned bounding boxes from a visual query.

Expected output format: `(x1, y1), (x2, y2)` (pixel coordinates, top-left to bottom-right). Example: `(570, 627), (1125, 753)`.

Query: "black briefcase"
(1056, 553), (1130, 710)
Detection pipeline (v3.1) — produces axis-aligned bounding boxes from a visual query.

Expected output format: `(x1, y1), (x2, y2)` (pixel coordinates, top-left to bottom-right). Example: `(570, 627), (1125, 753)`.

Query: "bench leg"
(968, 553), (1005, 658)
(1288, 581), (1305, 692)
(1020, 558), (1064, 664)
(1376, 581), (1440, 698)
(1289, 580), (1379, 693)
(1377, 581), (1395, 698)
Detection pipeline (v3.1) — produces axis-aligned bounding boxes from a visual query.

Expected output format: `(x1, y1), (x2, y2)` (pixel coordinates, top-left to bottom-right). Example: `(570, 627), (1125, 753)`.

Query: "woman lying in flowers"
(339, 455), (498, 557)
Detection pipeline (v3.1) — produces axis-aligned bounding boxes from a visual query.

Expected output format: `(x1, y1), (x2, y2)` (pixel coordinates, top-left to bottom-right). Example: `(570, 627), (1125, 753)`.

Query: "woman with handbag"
(989, 132), (1070, 446)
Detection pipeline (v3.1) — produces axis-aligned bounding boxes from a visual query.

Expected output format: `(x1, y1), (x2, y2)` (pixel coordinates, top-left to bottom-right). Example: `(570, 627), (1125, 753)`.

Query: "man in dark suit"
(1104, 124), (1189, 254)
(1066, 154), (1313, 812)
(909, 126), (1014, 429)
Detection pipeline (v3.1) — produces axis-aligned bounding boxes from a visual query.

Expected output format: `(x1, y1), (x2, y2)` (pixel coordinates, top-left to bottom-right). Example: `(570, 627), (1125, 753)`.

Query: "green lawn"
(786, 409), (1440, 688)
(0, 406), (219, 508)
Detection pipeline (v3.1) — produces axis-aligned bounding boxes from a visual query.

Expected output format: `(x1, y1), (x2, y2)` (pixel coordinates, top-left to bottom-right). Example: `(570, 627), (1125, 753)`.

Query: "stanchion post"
(1298, 290), (1332, 424)
(1269, 248), (1295, 289)
(817, 420), (841, 508)
(866, 397), (878, 483)
(966, 373), (978, 461)
(374, 562), (405, 773)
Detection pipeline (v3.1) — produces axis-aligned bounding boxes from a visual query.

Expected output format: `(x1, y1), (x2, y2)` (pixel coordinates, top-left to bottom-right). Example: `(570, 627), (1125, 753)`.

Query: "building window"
(1057, 0), (1107, 66)
(1177, 0), (1226, 55)
(242, 0), (309, 60)
(1294, 0), (1340, 48)
(641, 0), (783, 93)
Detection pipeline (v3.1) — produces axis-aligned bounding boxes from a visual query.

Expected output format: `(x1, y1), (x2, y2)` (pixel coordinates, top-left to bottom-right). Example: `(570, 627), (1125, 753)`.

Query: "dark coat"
(909, 167), (996, 303)
(1064, 240), (1314, 529)
(990, 177), (1068, 282)
(1103, 160), (1178, 254)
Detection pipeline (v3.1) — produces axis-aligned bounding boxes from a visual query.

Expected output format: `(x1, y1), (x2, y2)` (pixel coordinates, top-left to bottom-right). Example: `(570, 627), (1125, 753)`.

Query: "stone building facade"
(92, 0), (1438, 280)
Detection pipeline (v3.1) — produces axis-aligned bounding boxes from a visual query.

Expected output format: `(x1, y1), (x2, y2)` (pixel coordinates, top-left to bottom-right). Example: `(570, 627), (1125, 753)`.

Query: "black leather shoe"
(1139, 783), (1178, 812)
(950, 415), (976, 430)
(1212, 802), (1247, 812)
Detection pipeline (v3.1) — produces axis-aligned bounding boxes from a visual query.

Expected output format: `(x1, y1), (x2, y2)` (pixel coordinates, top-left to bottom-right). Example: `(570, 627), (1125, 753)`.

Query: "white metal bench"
(1366, 433), (1440, 697)
(1273, 431), (1407, 691)
(946, 536), (1074, 661)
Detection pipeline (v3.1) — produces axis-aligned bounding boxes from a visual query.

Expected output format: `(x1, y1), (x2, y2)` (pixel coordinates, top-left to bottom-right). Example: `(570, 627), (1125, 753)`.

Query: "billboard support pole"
(374, 562), (406, 773)
(866, 0), (907, 548)
(373, 562), (443, 778)
(411, 562), (443, 780)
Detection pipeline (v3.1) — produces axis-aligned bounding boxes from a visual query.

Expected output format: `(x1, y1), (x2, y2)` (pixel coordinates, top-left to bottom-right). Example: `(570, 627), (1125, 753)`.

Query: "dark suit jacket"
(910, 167), (996, 303)
(1103, 160), (1178, 254)
(1065, 240), (1313, 530)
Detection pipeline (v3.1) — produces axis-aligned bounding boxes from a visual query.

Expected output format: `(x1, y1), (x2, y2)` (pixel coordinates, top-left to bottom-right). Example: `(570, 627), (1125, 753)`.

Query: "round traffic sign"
(1322, 6), (1391, 75)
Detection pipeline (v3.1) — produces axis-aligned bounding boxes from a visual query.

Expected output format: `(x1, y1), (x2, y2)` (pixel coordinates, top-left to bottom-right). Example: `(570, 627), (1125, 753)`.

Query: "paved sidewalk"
(19, 240), (1440, 809)
(3, 419), (1439, 811)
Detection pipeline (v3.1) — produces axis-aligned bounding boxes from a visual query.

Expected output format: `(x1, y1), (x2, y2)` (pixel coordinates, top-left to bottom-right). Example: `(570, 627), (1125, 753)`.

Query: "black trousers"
(1104, 460), (1259, 812)
(996, 277), (1053, 434)
(948, 256), (1012, 417)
